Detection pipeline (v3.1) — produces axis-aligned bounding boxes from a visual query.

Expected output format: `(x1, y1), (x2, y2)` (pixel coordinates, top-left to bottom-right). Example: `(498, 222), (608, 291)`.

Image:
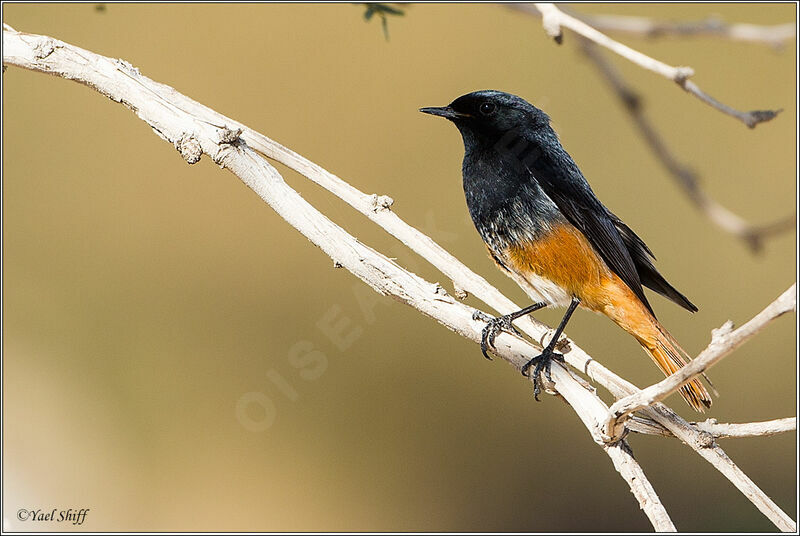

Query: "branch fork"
(605, 285), (797, 441)
(529, 3), (782, 128)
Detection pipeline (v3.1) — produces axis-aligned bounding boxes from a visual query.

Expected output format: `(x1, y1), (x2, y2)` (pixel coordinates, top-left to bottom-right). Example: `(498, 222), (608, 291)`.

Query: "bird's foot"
(521, 348), (564, 401)
(472, 310), (523, 360)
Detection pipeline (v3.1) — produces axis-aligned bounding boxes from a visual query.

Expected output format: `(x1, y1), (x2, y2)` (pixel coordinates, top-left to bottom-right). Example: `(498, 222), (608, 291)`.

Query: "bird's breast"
(463, 156), (563, 250)
(493, 222), (614, 308)
(463, 150), (612, 307)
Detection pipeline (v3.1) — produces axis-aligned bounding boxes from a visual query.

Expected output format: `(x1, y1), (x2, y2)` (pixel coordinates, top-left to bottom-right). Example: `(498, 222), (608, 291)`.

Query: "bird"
(420, 90), (712, 411)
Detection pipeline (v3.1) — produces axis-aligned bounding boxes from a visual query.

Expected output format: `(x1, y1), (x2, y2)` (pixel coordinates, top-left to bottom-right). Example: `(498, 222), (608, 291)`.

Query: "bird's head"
(420, 90), (550, 143)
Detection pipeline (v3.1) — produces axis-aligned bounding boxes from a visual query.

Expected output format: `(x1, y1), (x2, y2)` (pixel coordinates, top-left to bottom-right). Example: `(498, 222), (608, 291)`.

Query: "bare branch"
(605, 441), (675, 530)
(565, 346), (795, 531)
(534, 3), (694, 80)
(608, 285), (796, 430)
(621, 400), (795, 531)
(508, 4), (797, 48)
(572, 13), (796, 49)
(628, 416), (796, 439)
(578, 38), (796, 252)
(524, 3), (781, 128)
(541, 364), (675, 530)
(2, 25), (676, 531)
(696, 417), (797, 439)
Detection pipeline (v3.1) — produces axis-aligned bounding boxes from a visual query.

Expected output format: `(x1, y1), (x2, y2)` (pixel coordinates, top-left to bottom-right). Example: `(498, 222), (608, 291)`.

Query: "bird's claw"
(473, 310), (522, 360)
(521, 348), (565, 401)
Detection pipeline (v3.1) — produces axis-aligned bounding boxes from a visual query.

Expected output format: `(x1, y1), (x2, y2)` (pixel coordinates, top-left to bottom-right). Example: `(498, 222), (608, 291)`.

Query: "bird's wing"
(523, 148), (657, 315)
(612, 218), (698, 312)
(527, 145), (698, 314)
(539, 182), (656, 316)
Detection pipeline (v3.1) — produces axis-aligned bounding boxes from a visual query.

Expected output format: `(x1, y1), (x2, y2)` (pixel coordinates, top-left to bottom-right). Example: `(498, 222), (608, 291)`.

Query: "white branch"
(567, 350), (796, 531)
(576, 13), (796, 49)
(696, 417), (797, 439)
(527, 3), (781, 128)
(635, 404), (795, 531)
(508, 5), (797, 48)
(543, 364), (675, 530)
(608, 285), (796, 427)
(628, 416), (796, 439)
(599, 285), (797, 531)
(534, 3), (694, 81)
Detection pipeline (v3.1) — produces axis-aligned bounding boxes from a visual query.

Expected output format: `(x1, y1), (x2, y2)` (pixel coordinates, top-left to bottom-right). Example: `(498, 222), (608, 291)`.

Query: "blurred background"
(2, 3), (796, 532)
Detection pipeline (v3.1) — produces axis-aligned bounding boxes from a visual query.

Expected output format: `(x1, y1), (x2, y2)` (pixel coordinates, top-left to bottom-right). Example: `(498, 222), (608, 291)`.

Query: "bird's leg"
(522, 297), (580, 400)
(472, 302), (547, 360)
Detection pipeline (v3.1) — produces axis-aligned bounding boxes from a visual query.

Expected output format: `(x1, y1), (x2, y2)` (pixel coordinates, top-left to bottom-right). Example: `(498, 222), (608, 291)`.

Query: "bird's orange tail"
(638, 324), (712, 412)
(587, 276), (713, 412)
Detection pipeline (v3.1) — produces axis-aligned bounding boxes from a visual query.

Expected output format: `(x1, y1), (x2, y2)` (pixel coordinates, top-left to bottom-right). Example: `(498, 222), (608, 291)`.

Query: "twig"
(541, 362), (675, 531)
(570, 12), (796, 50)
(578, 38), (796, 252)
(526, 3), (781, 128)
(606, 390), (796, 531)
(608, 285), (796, 433)
(695, 417), (797, 439)
(2, 25), (676, 531)
(628, 415), (796, 439)
(510, 5), (796, 49)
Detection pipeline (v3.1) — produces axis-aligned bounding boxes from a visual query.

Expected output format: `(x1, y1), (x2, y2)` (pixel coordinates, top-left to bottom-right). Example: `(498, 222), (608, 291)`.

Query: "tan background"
(2, 3), (796, 532)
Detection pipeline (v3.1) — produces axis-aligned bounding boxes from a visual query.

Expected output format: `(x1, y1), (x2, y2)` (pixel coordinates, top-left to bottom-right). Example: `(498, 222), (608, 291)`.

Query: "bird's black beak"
(419, 106), (470, 120)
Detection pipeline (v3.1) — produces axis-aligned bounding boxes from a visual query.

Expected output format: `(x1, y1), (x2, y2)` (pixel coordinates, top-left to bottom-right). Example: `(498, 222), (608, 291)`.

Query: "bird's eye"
(479, 102), (496, 115)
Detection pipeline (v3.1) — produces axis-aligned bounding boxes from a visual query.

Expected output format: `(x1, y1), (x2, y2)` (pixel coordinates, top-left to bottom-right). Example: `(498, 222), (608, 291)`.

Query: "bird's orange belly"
(501, 223), (615, 310)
